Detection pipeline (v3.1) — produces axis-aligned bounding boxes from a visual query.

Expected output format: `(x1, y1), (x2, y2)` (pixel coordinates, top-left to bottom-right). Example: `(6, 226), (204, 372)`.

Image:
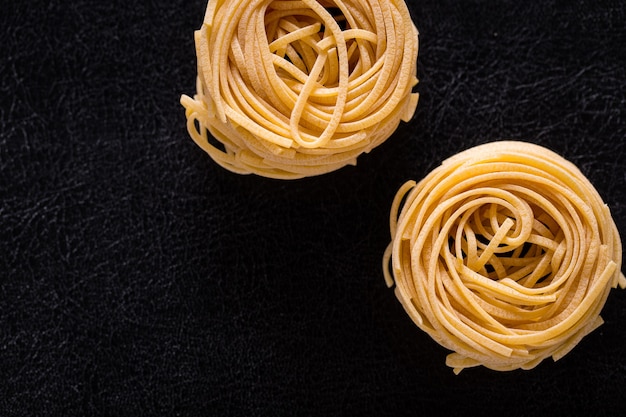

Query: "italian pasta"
(383, 141), (625, 373)
(181, 0), (419, 179)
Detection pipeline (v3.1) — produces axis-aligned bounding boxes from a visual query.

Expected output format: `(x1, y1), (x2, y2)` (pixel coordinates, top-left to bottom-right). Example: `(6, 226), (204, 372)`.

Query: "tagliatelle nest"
(181, 0), (419, 179)
(383, 141), (625, 373)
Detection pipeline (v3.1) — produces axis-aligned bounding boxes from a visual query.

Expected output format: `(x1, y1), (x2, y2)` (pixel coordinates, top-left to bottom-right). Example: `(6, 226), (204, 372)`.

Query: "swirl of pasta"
(383, 141), (625, 373)
(181, 0), (419, 179)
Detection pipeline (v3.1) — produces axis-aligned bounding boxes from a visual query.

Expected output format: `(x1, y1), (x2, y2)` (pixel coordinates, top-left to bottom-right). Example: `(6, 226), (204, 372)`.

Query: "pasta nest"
(383, 141), (625, 373)
(181, 0), (419, 179)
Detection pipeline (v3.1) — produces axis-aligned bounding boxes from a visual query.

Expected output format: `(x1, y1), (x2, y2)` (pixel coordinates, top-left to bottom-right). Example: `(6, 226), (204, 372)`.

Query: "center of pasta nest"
(445, 199), (560, 305)
(251, 4), (367, 135)
(264, 6), (368, 89)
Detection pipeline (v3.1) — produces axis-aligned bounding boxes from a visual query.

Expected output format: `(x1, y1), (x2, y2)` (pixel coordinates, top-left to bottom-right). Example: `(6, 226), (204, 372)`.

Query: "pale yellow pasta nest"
(383, 141), (625, 373)
(181, 0), (419, 179)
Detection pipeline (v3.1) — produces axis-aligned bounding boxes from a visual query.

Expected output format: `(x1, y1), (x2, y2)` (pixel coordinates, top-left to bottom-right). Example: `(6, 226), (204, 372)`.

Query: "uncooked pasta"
(181, 0), (419, 179)
(383, 141), (625, 373)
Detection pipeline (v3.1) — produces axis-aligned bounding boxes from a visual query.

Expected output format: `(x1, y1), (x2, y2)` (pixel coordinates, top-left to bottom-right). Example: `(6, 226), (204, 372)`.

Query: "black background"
(2, 0), (626, 416)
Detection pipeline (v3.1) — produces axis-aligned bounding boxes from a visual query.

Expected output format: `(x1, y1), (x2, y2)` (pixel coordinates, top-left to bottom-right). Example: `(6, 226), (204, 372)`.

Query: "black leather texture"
(1, 0), (625, 416)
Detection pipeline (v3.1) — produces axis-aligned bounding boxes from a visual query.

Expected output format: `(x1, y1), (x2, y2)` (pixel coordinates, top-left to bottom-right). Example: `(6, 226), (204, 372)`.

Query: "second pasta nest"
(383, 141), (626, 373)
(181, 0), (420, 179)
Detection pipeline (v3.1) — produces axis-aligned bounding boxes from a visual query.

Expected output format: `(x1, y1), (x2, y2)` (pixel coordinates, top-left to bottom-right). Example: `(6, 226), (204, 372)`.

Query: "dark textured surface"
(1, 0), (625, 416)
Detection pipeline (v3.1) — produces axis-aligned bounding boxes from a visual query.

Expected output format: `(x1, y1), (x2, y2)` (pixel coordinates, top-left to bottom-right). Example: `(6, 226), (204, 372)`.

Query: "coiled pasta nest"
(383, 141), (625, 373)
(181, 0), (419, 179)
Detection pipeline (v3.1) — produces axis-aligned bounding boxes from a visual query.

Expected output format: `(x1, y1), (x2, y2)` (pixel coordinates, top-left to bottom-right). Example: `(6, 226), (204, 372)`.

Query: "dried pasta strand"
(384, 141), (624, 372)
(181, 0), (419, 179)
